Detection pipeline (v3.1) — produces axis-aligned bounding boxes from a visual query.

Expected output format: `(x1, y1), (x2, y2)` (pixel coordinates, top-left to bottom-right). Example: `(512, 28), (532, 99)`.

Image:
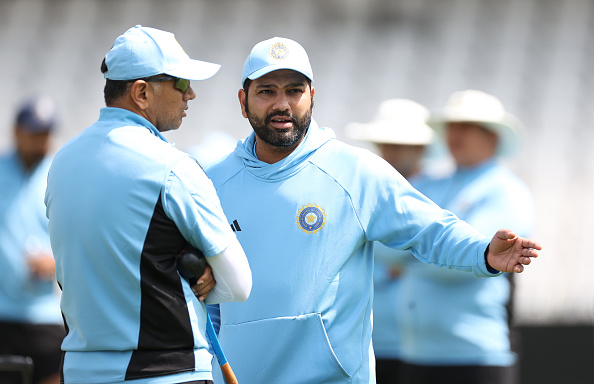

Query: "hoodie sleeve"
(322, 143), (494, 277)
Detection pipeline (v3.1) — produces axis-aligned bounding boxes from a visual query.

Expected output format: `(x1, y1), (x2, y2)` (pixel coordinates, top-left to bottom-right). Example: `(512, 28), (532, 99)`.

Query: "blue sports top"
(45, 107), (236, 383)
(397, 160), (534, 366)
(371, 174), (424, 360)
(0, 152), (61, 324)
(206, 120), (495, 384)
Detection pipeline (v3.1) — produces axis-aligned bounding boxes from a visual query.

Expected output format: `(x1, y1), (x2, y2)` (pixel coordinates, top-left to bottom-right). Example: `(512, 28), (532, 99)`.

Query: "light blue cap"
(241, 37), (313, 86)
(104, 25), (220, 81)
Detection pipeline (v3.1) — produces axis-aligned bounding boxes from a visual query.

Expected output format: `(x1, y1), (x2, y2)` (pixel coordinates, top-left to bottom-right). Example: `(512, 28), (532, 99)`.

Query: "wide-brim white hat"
(427, 90), (523, 158)
(345, 99), (434, 145)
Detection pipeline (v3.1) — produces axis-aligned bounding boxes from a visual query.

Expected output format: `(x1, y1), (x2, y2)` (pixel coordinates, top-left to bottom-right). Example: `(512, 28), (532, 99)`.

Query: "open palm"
(486, 229), (542, 273)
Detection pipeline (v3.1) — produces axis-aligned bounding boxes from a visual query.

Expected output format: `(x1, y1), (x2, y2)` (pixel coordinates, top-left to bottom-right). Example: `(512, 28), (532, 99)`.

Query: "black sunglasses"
(142, 75), (191, 93)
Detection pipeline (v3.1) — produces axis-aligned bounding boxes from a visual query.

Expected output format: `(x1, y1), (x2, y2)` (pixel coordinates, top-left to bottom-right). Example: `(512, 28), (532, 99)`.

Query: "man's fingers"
(496, 229), (516, 241)
(193, 279), (215, 294)
(196, 284), (216, 302)
(186, 263), (216, 301)
(197, 282), (215, 302)
(519, 256), (532, 265)
(522, 238), (542, 251)
(514, 264), (524, 273)
(521, 247), (540, 258)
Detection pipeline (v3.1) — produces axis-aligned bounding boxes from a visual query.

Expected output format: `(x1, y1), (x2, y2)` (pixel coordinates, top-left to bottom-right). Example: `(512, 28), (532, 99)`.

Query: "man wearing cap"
(396, 90), (534, 384)
(44, 25), (251, 384)
(204, 37), (541, 383)
(346, 98), (434, 384)
(0, 96), (64, 384)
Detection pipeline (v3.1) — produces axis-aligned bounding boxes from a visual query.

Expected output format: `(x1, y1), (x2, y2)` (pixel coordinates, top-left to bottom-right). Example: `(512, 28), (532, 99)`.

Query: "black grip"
(177, 245), (207, 286)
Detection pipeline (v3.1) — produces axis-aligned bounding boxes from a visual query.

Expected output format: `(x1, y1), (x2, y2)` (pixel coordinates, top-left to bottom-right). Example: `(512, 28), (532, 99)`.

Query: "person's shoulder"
(312, 139), (388, 169)
(409, 172), (441, 190)
(487, 163), (532, 193)
(204, 151), (243, 189)
(0, 150), (14, 164)
(35, 155), (54, 175)
(310, 139), (399, 185)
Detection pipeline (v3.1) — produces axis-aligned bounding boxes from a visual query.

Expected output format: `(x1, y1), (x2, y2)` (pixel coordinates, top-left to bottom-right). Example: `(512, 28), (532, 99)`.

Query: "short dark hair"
(101, 58), (133, 105)
(242, 79), (252, 94)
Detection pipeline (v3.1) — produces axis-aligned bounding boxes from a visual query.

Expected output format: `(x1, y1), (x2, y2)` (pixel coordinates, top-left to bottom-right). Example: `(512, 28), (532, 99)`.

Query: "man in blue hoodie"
(206, 37), (541, 384)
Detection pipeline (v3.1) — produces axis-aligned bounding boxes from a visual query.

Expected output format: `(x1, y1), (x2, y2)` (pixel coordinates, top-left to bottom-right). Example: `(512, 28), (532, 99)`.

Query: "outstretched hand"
(487, 229), (542, 273)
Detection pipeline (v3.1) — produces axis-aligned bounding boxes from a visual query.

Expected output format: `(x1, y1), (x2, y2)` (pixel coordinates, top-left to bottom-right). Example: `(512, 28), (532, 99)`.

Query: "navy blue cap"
(16, 97), (57, 133)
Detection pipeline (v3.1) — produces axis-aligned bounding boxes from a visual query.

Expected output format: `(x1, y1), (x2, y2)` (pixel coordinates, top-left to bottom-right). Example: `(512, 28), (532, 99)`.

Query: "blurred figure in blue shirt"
(0, 96), (64, 384)
(398, 90), (534, 384)
(346, 98), (434, 384)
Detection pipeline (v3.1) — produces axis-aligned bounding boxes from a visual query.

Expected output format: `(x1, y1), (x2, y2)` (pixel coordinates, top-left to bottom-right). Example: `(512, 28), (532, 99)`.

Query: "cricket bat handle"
(220, 362), (238, 384)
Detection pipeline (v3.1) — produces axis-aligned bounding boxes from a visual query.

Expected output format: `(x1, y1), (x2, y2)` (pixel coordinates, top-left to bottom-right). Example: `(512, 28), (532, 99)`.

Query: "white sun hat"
(345, 99), (434, 146)
(427, 90), (524, 158)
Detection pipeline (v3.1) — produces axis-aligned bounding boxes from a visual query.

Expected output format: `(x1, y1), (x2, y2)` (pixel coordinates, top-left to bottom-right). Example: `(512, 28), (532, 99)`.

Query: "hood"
(234, 119), (335, 181)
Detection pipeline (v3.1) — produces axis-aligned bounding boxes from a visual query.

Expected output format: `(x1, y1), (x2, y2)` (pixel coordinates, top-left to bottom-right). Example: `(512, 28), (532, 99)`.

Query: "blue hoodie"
(206, 120), (494, 383)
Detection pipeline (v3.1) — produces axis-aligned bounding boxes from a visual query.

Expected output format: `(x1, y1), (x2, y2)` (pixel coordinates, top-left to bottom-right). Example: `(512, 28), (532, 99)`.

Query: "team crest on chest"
(296, 204), (326, 234)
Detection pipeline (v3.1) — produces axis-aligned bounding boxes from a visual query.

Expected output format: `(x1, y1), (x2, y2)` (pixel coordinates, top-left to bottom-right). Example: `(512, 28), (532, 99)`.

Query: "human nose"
(271, 93), (290, 112)
(184, 86), (196, 101)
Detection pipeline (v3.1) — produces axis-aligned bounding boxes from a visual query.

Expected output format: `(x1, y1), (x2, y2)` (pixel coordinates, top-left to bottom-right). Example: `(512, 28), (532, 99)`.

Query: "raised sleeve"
(350, 150), (495, 277)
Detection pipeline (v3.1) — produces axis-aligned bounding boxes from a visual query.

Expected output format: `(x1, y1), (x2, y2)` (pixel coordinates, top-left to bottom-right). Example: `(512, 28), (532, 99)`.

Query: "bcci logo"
(296, 204), (326, 234)
(270, 42), (289, 60)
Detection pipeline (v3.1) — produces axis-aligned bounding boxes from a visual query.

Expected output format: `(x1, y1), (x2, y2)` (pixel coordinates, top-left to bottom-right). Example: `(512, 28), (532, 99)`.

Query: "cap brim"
(345, 122), (434, 146)
(427, 115), (523, 158)
(166, 59), (221, 81)
(247, 64), (313, 82)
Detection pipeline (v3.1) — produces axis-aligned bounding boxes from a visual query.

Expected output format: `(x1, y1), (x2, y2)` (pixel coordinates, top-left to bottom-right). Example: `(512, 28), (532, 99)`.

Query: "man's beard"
(245, 100), (313, 148)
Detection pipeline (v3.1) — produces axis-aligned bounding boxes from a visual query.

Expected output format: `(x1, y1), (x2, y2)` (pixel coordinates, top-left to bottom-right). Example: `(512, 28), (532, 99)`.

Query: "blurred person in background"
(345, 98), (433, 383)
(0, 96), (63, 384)
(397, 89), (534, 384)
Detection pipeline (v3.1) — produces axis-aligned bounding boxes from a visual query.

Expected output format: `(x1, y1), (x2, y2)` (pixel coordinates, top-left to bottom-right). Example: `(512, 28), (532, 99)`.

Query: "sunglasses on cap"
(142, 75), (191, 93)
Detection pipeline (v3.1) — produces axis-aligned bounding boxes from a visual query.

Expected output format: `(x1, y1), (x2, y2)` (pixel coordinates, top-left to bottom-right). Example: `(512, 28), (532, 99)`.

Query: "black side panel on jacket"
(126, 195), (195, 379)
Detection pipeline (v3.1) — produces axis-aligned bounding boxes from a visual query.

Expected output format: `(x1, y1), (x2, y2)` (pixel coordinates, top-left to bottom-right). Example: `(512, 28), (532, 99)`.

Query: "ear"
(310, 86), (315, 100)
(238, 89), (248, 118)
(130, 80), (152, 111)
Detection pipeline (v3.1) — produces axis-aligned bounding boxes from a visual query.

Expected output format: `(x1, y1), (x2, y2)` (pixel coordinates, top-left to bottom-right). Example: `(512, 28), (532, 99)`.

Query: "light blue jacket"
(45, 108), (235, 383)
(206, 120), (496, 384)
(0, 152), (61, 324)
(397, 160), (534, 366)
